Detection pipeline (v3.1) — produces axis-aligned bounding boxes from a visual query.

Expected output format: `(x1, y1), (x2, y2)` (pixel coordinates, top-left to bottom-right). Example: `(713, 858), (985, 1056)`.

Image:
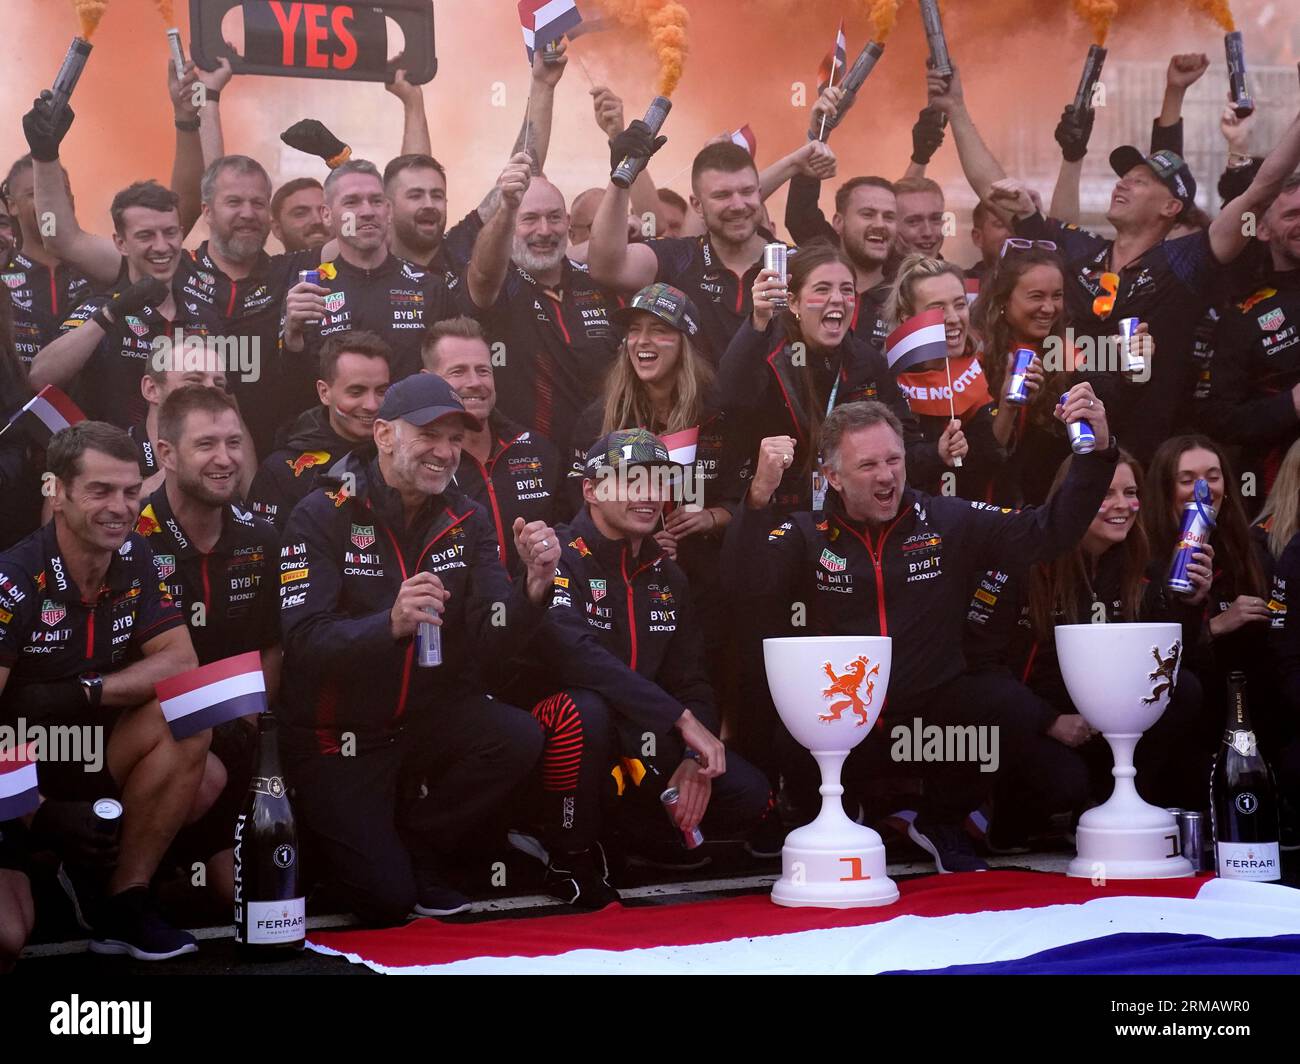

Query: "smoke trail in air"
(1185, 0), (1235, 31)
(1072, 0), (1119, 44)
(72, 0), (110, 39)
(152, 0), (175, 24)
(858, 0), (901, 41)
(595, 0), (691, 96)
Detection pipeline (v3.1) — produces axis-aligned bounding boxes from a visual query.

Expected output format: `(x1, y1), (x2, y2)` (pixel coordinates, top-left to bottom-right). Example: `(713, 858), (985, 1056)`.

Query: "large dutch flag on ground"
(519, 0), (583, 62)
(0, 385), (84, 444)
(155, 652), (267, 741)
(0, 743), (39, 821)
(885, 308), (949, 374)
(307, 872), (1300, 975)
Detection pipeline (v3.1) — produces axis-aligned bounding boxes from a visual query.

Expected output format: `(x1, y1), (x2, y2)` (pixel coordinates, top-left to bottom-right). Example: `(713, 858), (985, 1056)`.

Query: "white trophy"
(764, 636), (900, 907)
(1055, 623), (1194, 879)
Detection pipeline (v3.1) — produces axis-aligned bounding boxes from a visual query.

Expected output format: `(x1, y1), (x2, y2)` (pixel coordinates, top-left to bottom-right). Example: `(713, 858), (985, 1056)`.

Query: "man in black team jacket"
(524, 430), (771, 907)
(278, 373), (555, 924)
(726, 393), (1115, 872)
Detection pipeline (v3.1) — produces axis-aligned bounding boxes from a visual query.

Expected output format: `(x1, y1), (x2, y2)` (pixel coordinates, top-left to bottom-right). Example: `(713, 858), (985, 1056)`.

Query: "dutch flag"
(519, 0), (583, 63)
(662, 426), (699, 466)
(729, 124), (758, 159)
(0, 743), (40, 822)
(0, 385), (85, 444)
(884, 309), (949, 374)
(155, 652), (267, 741)
(817, 18), (848, 94)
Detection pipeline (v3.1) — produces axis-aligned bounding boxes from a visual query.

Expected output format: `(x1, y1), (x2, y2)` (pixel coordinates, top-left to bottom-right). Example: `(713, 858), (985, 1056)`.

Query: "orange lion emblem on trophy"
(819, 656), (881, 726)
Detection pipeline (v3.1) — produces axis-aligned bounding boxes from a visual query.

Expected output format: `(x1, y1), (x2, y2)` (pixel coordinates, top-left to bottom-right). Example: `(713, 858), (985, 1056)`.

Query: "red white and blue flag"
(155, 652), (267, 741)
(662, 426), (699, 466)
(0, 743), (40, 821)
(519, 0), (583, 63)
(885, 308), (949, 373)
(0, 385), (85, 444)
(729, 124), (757, 159)
(817, 18), (848, 95)
(307, 871), (1300, 974)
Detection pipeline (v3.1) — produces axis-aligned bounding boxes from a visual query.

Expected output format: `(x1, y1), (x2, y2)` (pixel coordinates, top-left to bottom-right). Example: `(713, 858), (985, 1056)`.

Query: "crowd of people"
(1, 39), (1299, 968)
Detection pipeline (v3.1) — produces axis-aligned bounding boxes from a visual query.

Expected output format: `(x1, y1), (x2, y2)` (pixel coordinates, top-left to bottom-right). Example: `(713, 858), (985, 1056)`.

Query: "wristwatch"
(78, 672), (103, 710)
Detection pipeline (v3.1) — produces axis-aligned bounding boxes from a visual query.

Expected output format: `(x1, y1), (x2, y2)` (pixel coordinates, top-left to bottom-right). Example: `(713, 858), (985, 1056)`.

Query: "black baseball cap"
(377, 372), (481, 431)
(583, 428), (675, 477)
(612, 282), (701, 338)
(1109, 146), (1197, 215)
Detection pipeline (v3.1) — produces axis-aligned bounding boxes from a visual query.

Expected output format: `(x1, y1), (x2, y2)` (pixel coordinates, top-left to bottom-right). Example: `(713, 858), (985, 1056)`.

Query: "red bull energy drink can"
(1062, 392), (1096, 454)
(298, 270), (321, 288)
(660, 787), (704, 849)
(1167, 479), (1216, 594)
(764, 243), (788, 309)
(1118, 317), (1145, 375)
(416, 621), (442, 668)
(1005, 348), (1035, 406)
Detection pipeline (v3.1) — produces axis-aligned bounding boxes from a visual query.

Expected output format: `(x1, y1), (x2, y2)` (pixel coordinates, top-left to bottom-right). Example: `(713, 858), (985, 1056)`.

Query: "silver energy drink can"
(660, 786), (704, 849)
(93, 797), (123, 836)
(1118, 317), (1145, 375)
(1005, 348), (1035, 406)
(1179, 810), (1204, 872)
(1062, 392), (1096, 454)
(764, 243), (788, 309)
(416, 621), (442, 668)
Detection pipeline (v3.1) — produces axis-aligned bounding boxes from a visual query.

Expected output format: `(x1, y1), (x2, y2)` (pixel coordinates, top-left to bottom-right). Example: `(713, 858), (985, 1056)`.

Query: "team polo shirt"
(134, 489), (280, 665)
(1, 251), (92, 364)
(0, 522), (184, 686)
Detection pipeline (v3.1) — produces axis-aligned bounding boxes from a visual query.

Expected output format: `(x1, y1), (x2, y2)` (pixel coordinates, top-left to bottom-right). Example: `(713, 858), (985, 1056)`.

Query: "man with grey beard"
(464, 163), (623, 447)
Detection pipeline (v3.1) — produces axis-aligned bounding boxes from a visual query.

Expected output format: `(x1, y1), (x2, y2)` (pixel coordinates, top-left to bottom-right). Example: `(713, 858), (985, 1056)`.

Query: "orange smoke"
(73, 0), (110, 39)
(1072, 0), (1118, 44)
(595, 0), (691, 96)
(151, 0), (175, 24)
(1186, 0), (1235, 31)
(858, 0), (900, 41)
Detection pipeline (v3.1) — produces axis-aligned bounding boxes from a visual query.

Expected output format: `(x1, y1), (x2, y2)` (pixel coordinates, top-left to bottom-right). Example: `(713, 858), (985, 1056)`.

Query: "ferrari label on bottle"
(1215, 841), (1281, 881)
(246, 898), (307, 944)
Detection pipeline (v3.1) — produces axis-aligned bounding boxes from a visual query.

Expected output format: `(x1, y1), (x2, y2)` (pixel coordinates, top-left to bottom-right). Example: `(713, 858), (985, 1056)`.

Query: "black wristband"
(175, 117), (200, 132)
(204, 88), (221, 103)
(90, 306), (115, 331)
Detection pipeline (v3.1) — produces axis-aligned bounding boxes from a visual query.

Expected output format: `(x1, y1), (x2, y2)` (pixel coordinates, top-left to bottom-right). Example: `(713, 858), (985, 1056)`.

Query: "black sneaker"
(545, 844), (620, 909)
(908, 817), (990, 874)
(89, 887), (198, 961)
(412, 869), (472, 917)
(625, 835), (711, 872)
(743, 811), (788, 860)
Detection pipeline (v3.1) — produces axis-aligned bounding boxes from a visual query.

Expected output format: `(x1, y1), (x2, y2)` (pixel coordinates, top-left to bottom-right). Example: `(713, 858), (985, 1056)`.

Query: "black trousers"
(531, 688), (772, 853)
(284, 694), (542, 926)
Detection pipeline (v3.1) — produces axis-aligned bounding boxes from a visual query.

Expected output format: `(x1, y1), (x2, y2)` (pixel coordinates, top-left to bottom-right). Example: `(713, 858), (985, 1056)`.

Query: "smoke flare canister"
(416, 621), (442, 668)
(764, 244), (788, 309)
(1005, 348), (1035, 406)
(1167, 479), (1216, 594)
(1062, 393), (1096, 454)
(1118, 316), (1145, 375)
(612, 96), (672, 189)
(1072, 45), (1107, 113)
(918, 0), (953, 78)
(660, 787), (704, 849)
(50, 37), (93, 123)
(1225, 32), (1255, 119)
(841, 41), (885, 98)
(167, 28), (186, 79)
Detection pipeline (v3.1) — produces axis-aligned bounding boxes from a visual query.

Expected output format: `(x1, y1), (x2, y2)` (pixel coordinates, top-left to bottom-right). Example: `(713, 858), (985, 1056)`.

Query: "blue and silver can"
(1167, 478), (1216, 594)
(1062, 393), (1096, 454)
(416, 621), (442, 668)
(1118, 316), (1145, 375)
(297, 269), (321, 288)
(1005, 347), (1035, 406)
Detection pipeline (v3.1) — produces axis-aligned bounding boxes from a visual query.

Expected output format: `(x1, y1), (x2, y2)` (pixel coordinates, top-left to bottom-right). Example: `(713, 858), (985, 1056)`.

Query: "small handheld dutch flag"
(0, 385), (85, 445)
(884, 309), (949, 374)
(729, 124), (757, 159)
(519, 0), (584, 63)
(155, 652), (268, 741)
(0, 743), (40, 821)
(662, 426), (699, 466)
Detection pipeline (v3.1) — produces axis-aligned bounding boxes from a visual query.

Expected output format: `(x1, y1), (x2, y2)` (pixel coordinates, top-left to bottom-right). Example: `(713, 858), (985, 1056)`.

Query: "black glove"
(911, 106), (947, 166)
(30, 800), (120, 868)
(281, 119), (351, 168)
(92, 277), (169, 331)
(6, 679), (86, 725)
(609, 120), (667, 176)
(1055, 104), (1095, 163)
(22, 91), (74, 164)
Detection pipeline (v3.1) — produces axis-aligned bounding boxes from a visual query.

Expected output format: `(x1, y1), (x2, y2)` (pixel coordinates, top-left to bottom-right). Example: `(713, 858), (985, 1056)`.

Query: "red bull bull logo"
(135, 508), (162, 536)
(287, 451), (331, 478)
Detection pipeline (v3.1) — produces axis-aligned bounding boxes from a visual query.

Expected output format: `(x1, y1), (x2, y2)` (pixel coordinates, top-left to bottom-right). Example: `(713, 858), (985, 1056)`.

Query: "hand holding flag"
(0, 385), (84, 445)
(155, 652), (267, 741)
(519, 0), (584, 64)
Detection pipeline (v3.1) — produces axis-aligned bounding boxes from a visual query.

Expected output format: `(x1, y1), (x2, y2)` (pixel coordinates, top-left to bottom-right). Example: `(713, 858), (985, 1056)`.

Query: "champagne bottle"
(234, 713), (305, 954)
(1210, 672), (1281, 882)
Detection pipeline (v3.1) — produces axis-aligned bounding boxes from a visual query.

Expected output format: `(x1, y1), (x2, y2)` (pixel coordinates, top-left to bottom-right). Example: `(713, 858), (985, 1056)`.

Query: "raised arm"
(386, 69), (431, 156)
(1153, 53), (1209, 155)
(514, 44), (569, 175)
(169, 62), (206, 235)
(196, 58), (232, 169)
(759, 140), (837, 202)
(1049, 105), (1094, 225)
(927, 64), (1006, 208)
(466, 154), (531, 309)
(1212, 104), (1300, 263)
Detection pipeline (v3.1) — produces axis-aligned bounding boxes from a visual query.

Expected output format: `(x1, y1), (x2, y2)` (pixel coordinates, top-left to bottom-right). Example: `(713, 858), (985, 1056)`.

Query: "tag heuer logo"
(324, 291), (346, 314)
(40, 599), (65, 626)
(350, 524), (376, 550)
(590, 578), (606, 602)
(124, 314), (149, 337)
(153, 554), (176, 580)
(1258, 309), (1285, 332)
(195, 270), (216, 286)
(820, 549), (847, 573)
(1, 273), (23, 289)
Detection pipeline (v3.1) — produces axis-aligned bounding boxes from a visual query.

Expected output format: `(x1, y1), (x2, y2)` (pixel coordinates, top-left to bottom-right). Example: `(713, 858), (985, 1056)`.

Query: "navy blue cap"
(377, 372), (481, 431)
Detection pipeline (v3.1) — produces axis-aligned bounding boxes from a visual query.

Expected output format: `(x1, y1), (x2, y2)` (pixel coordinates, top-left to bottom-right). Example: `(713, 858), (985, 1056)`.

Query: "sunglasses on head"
(999, 237), (1057, 259)
(1092, 271), (1120, 319)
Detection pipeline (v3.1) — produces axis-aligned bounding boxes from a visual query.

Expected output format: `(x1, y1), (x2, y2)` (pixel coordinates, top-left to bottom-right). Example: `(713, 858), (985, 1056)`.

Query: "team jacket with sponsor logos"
(277, 450), (545, 753)
(450, 410), (562, 576)
(476, 258), (622, 449)
(134, 489), (279, 665)
(1199, 271), (1300, 494)
(716, 318), (942, 513)
(248, 406), (359, 532)
(56, 274), (224, 428)
(723, 441), (1117, 701)
(283, 253), (470, 385)
(0, 522), (184, 695)
(529, 509), (714, 735)
(1, 251), (92, 365)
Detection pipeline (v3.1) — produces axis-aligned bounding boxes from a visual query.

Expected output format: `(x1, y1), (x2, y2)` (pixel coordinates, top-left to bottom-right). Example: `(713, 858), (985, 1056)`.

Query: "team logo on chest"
(350, 524), (376, 550)
(153, 554), (176, 581)
(1259, 309), (1286, 332)
(324, 291), (346, 314)
(124, 315), (150, 338)
(820, 549), (847, 573)
(40, 599), (66, 626)
(2, 273), (24, 289)
(590, 578), (607, 602)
